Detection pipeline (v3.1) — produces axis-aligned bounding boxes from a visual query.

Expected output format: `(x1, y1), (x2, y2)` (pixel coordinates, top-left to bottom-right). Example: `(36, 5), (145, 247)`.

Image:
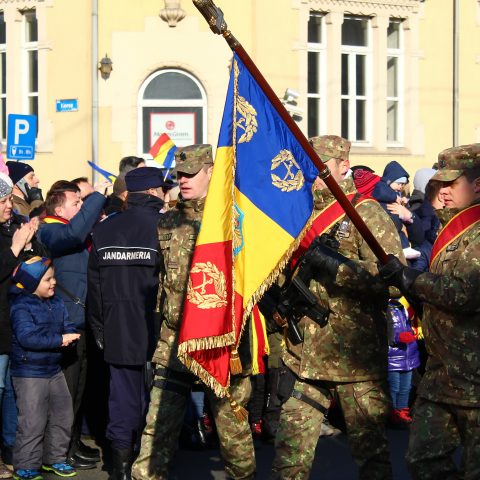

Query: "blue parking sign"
(7, 114), (37, 160)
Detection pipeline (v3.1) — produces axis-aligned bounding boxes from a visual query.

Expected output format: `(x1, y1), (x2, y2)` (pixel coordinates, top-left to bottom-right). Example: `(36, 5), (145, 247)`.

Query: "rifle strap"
(291, 389), (328, 415)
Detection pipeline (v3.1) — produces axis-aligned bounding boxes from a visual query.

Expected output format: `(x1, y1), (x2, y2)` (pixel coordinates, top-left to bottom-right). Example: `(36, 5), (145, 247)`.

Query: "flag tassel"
(226, 391), (248, 422)
(229, 348), (243, 375)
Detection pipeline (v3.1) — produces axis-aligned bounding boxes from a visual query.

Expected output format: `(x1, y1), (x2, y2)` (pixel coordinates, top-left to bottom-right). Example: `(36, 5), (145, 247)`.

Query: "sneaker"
(41, 463), (76, 477)
(319, 417), (341, 437)
(398, 408), (413, 423)
(251, 421), (263, 438)
(0, 462), (12, 479)
(12, 470), (42, 480)
(389, 408), (411, 428)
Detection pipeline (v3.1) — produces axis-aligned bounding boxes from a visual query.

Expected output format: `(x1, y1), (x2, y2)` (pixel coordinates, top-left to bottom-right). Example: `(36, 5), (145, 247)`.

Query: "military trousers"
(270, 378), (392, 480)
(406, 396), (480, 480)
(131, 370), (255, 480)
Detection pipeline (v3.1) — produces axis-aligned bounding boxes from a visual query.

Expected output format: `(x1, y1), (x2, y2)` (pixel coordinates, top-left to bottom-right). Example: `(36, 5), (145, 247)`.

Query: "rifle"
(260, 232), (339, 345)
(192, 0), (389, 266)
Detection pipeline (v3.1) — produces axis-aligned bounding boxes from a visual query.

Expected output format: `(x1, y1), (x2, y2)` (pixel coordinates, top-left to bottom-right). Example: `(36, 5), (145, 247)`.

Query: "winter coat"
(88, 193), (163, 365)
(9, 287), (77, 378)
(37, 192), (106, 329)
(408, 199), (441, 272)
(387, 301), (420, 372)
(372, 162), (424, 248)
(0, 213), (47, 354)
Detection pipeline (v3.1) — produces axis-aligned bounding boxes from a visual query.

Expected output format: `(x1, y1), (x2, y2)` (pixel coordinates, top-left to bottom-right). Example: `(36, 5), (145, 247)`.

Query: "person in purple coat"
(386, 299), (420, 427)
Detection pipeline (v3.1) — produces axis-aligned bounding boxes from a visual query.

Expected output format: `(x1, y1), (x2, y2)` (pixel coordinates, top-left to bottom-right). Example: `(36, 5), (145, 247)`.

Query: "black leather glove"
(25, 184), (44, 202)
(307, 239), (348, 284)
(93, 329), (104, 350)
(379, 254), (423, 294)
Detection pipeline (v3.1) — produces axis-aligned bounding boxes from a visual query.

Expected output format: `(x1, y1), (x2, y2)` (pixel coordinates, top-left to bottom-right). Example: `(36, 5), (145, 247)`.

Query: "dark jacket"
(37, 192), (106, 329)
(372, 162), (424, 248)
(387, 301), (420, 372)
(408, 199), (441, 271)
(9, 288), (77, 378)
(88, 193), (163, 365)
(0, 213), (47, 354)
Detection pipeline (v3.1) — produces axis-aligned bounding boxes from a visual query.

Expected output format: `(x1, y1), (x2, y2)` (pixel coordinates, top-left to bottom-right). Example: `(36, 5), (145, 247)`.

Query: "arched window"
(138, 69), (207, 155)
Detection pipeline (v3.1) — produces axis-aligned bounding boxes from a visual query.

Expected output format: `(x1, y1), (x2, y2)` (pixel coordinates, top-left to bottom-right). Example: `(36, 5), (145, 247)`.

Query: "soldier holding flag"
(270, 135), (405, 480)
(131, 145), (256, 480)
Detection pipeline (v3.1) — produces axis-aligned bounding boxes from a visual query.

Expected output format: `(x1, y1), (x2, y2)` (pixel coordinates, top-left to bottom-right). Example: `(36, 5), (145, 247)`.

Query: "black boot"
(109, 448), (133, 480)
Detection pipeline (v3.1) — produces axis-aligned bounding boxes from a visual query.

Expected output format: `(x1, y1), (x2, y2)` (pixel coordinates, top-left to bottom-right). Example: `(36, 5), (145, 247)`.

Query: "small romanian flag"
(149, 133), (177, 169)
(87, 161), (116, 182)
(177, 53), (318, 397)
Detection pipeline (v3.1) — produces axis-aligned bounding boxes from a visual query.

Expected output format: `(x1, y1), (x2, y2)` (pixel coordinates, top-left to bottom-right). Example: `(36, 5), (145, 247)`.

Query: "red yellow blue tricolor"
(149, 133), (177, 169)
(178, 53), (318, 397)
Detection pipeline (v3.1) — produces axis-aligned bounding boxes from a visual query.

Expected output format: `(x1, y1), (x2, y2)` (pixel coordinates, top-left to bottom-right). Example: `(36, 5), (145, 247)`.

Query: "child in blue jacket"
(9, 257), (80, 480)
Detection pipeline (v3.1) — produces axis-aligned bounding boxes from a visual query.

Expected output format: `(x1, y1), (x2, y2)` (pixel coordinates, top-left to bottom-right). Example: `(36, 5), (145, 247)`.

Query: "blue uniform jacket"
(9, 288), (77, 378)
(37, 192), (106, 329)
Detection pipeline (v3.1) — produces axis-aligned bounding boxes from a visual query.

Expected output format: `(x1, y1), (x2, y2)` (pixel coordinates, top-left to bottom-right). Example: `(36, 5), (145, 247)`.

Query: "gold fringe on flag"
(226, 390), (248, 422)
(229, 348), (243, 375)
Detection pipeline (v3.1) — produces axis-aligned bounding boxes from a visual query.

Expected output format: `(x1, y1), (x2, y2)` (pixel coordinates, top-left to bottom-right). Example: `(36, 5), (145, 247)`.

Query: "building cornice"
(305, 0), (421, 14)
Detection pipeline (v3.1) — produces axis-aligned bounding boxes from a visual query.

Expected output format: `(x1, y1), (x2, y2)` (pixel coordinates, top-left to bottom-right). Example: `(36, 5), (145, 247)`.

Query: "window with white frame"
(0, 12), (6, 140)
(341, 16), (371, 143)
(387, 19), (403, 144)
(23, 10), (38, 129)
(307, 12), (326, 138)
(138, 69), (207, 156)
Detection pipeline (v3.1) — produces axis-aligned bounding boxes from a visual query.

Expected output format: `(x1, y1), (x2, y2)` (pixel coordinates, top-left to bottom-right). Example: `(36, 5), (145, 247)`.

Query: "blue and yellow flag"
(87, 161), (116, 182)
(178, 53), (318, 397)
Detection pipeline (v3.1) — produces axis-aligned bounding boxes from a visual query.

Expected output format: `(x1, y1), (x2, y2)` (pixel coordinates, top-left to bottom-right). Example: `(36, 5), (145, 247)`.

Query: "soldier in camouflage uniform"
(380, 144), (480, 480)
(270, 135), (405, 480)
(131, 144), (256, 480)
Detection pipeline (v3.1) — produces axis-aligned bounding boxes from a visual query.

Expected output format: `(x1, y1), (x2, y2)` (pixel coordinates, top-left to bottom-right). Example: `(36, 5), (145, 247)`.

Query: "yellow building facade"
(0, 0), (479, 188)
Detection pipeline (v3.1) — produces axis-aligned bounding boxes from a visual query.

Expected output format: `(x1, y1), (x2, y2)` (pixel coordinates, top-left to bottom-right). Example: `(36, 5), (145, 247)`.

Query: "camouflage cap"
(432, 143), (480, 182)
(309, 135), (351, 163)
(174, 144), (213, 174)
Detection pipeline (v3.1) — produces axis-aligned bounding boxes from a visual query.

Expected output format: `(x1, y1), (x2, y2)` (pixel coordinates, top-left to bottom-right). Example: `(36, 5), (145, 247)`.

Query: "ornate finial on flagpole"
(192, 0), (239, 49)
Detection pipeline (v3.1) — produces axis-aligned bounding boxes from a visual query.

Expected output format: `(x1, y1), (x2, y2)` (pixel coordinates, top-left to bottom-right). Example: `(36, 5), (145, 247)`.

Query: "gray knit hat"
(0, 172), (13, 199)
(413, 168), (436, 194)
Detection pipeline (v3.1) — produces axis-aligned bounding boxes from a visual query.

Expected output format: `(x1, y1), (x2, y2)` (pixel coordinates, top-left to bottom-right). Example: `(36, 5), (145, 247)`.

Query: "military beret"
(6, 161), (34, 185)
(309, 135), (351, 163)
(125, 167), (169, 192)
(432, 143), (480, 182)
(174, 144), (213, 174)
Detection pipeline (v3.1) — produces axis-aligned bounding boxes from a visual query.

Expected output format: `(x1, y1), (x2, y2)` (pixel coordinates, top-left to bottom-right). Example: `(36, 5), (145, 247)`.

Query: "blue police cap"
(125, 167), (169, 192)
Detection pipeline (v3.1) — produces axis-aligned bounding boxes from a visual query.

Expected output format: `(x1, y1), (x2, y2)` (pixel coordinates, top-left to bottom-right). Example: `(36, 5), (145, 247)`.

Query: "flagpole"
(193, 0), (389, 265)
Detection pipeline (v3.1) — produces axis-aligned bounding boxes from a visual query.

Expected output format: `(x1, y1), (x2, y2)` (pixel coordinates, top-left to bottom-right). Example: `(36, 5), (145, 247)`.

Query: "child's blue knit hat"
(12, 256), (52, 293)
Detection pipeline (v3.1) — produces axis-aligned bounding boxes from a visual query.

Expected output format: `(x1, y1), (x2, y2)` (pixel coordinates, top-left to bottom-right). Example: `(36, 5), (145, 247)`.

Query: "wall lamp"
(99, 54), (113, 80)
(282, 88), (303, 122)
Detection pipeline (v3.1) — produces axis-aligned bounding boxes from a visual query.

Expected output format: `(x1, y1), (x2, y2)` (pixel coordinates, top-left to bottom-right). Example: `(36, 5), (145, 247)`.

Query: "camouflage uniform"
(402, 145), (480, 479)
(131, 145), (255, 480)
(270, 136), (405, 480)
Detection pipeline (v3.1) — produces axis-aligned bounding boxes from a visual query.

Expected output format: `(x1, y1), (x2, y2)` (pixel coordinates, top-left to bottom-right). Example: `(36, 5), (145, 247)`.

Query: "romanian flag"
(177, 53), (318, 397)
(87, 161), (116, 182)
(149, 133), (177, 169)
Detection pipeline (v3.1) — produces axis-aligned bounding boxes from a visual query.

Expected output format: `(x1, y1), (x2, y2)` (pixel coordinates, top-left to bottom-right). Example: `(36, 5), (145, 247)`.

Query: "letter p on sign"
(14, 119), (29, 144)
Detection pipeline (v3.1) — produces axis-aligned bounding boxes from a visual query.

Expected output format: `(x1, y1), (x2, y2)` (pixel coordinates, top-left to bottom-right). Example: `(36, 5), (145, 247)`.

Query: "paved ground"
(59, 428), (414, 479)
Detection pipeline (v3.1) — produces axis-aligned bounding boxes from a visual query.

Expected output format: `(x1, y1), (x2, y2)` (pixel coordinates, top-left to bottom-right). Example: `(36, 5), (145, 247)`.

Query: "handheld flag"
(87, 161), (116, 182)
(177, 53), (318, 397)
(149, 133), (177, 169)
